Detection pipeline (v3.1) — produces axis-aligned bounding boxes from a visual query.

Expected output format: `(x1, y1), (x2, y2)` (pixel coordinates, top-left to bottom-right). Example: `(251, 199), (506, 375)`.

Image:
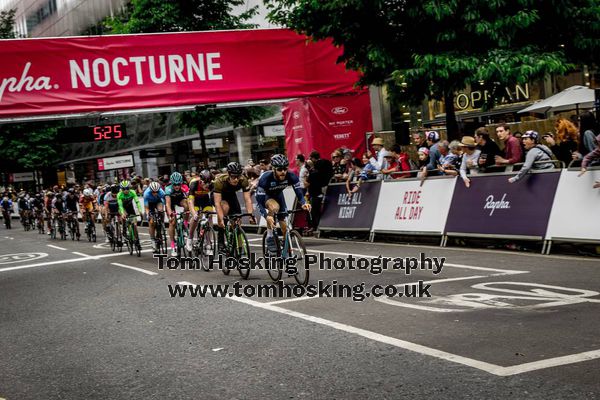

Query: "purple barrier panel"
(319, 181), (381, 231)
(444, 172), (561, 238)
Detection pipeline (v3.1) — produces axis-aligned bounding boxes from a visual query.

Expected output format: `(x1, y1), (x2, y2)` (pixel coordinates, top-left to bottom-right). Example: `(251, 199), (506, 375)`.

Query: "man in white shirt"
(369, 137), (387, 171)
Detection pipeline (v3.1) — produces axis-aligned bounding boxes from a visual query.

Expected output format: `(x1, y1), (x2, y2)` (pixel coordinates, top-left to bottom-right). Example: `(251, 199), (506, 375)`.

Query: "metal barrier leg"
(440, 235), (448, 247)
(546, 240), (552, 255)
(315, 230), (321, 239)
(369, 231), (375, 242)
(541, 240), (547, 254)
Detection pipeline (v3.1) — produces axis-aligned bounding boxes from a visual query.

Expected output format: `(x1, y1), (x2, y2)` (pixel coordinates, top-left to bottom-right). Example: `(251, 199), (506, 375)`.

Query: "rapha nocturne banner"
(444, 172), (561, 238)
(0, 29), (361, 118)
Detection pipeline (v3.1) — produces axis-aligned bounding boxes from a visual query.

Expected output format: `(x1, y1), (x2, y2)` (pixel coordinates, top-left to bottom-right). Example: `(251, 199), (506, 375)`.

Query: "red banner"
(0, 29), (360, 118)
(283, 91), (372, 162)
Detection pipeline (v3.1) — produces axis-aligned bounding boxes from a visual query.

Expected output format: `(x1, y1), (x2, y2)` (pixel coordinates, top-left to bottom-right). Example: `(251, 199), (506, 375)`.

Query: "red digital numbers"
(93, 125), (122, 141)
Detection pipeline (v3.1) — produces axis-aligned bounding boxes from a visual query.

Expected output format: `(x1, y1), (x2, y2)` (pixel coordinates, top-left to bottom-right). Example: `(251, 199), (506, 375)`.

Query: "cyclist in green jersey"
(117, 180), (143, 245)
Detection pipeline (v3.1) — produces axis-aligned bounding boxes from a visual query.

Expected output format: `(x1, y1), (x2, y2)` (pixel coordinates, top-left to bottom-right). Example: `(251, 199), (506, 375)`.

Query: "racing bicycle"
(220, 213), (252, 279)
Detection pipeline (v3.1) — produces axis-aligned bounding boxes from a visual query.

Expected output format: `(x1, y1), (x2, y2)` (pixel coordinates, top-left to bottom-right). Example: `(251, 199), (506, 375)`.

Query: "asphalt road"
(1, 224), (599, 399)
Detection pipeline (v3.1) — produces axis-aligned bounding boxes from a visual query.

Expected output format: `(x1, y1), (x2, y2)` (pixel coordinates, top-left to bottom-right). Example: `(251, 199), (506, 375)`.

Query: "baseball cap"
(418, 147), (430, 155)
(522, 130), (539, 142)
(426, 131), (440, 142)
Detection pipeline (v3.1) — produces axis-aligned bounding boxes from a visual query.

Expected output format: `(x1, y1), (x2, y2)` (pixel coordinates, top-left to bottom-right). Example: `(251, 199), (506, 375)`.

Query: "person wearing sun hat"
(508, 130), (555, 183)
(368, 137), (387, 171)
(458, 136), (481, 188)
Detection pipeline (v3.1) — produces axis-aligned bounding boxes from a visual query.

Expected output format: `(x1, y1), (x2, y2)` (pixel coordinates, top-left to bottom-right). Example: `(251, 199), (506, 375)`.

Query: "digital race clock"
(57, 124), (128, 144)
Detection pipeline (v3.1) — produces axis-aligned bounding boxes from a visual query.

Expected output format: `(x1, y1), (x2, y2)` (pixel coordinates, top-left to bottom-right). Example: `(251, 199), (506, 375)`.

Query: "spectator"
(390, 144), (412, 177)
(417, 147), (430, 168)
(368, 137), (387, 170)
(425, 131), (442, 171)
(475, 127), (501, 172)
(296, 154), (309, 191)
(245, 166), (260, 193)
(306, 155), (331, 231)
(575, 111), (598, 160)
(508, 131), (554, 183)
(359, 153), (379, 180)
(459, 136), (481, 188)
(258, 159), (270, 175)
(345, 157), (364, 195)
(545, 118), (579, 167)
(331, 150), (349, 182)
(437, 140), (462, 176)
(380, 151), (401, 179)
(579, 132), (600, 185)
(412, 131), (429, 151)
(494, 124), (523, 166)
(309, 150), (334, 184)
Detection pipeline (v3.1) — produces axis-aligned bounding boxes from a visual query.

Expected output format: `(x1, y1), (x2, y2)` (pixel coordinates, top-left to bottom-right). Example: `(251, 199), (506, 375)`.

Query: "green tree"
(267, 0), (599, 139)
(0, 9), (16, 38)
(106, 0), (272, 163)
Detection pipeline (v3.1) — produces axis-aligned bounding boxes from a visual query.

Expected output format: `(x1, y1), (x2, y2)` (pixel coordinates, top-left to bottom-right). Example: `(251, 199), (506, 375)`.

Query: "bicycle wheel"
(235, 228), (251, 279)
(90, 223), (97, 243)
(199, 226), (216, 272)
(133, 226), (141, 257)
(115, 221), (123, 252)
(69, 219), (75, 240)
(60, 220), (67, 240)
(50, 219), (57, 239)
(221, 229), (231, 276)
(126, 222), (134, 255)
(263, 230), (282, 282)
(288, 230), (309, 286)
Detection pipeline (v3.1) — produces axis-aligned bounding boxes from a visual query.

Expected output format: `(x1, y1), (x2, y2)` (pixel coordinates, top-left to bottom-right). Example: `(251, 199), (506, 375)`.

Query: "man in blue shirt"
(256, 154), (311, 253)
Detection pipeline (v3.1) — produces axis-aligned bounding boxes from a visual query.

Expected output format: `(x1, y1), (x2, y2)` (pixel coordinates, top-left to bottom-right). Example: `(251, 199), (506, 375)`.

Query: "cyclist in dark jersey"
(212, 162), (256, 251)
(165, 172), (189, 256)
(186, 169), (215, 252)
(256, 154), (311, 253)
(143, 181), (166, 252)
(64, 188), (81, 239)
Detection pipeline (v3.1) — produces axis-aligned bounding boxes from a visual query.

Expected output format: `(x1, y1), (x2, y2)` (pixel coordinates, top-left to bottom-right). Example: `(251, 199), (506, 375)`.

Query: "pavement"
(0, 224), (599, 399)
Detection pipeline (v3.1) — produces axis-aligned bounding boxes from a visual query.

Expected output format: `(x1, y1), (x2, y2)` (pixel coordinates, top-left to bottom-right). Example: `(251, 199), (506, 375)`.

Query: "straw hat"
(372, 138), (384, 146)
(459, 136), (476, 147)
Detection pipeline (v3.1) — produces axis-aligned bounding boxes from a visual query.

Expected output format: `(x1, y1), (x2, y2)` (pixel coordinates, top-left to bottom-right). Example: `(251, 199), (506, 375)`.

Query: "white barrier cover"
(372, 177), (457, 235)
(546, 169), (600, 241)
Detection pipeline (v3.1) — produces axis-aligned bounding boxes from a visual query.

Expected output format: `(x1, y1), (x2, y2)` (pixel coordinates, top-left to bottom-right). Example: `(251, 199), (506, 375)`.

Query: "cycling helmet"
(83, 188), (93, 197)
(226, 162), (243, 175)
(46, 191), (54, 197)
(270, 154), (289, 169)
(110, 184), (119, 194)
(35, 193), (41, 199)
(67, 188), (75, 194)
(149, 182), (161, 192)
(170, 172), (183, 185)
(200, 169), (212, 181)
(120, 180), (131, 190)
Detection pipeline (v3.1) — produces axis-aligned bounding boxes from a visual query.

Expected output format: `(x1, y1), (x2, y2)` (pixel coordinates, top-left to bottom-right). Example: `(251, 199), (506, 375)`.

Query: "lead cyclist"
(256, 154), (311, 254)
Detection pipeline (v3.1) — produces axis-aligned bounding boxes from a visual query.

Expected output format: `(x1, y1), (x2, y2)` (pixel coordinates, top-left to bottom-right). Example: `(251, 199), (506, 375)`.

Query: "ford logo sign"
(331, 106), (348, 115)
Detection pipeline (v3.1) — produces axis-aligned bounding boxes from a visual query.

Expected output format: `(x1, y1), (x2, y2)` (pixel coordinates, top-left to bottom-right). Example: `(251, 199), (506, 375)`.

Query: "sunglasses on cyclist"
(275, 167), (288, 172)
(229, 174), (241, 179)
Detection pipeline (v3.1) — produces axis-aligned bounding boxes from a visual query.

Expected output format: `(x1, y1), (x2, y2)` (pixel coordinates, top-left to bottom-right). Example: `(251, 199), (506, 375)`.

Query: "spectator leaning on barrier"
(579, 132), (600, 189)
(545, 118), (579, 167)
(459, 136), (481, 188)
(412, 131), (429, 151)
(368, 137), (386, 170)
(331, 150), (349, 182)
(417, 147), (430, 168)
(391, 144), (412, 177)
(345, 157), (365, 195)
(508, 131), (554, 183)
(437, 140), (462, 176)
(578, 112), (599, 157)
(425, 131), (442, 171)
(380, 150), (401, 179)
(494, 124), (523, 166)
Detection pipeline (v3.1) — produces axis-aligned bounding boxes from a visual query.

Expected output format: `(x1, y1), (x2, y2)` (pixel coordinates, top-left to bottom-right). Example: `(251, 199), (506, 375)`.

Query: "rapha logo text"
(484, 193), (510, 216)
(0, 63), (57, 102)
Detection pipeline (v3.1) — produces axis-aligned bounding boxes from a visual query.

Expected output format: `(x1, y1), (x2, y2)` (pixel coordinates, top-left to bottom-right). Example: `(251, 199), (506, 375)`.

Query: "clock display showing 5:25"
(93, 124), (125, 141)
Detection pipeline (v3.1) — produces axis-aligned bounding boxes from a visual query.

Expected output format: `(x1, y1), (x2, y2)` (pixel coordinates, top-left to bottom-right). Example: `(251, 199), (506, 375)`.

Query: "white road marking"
(4, 236), (14, 240)
(175, 280), (600, 376)
(247, 238), (262, 242)
(72, 251), (91, 257)
(110, 262), (158, 276)
(47, 245), (67, 251)
(138, 232), (150, 236)
(266, 296), (321, 305)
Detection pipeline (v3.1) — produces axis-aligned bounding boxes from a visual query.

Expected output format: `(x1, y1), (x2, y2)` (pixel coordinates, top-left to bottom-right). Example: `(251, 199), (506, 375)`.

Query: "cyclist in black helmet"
(212, 162), (256, 250)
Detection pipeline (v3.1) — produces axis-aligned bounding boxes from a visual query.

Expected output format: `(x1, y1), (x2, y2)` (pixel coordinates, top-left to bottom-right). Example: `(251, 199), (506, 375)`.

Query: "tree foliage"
(0, 123), (63, 170)
(105, 0), (272, 161)
(266, 0), (600, 138)
(0, 9), (16, 39)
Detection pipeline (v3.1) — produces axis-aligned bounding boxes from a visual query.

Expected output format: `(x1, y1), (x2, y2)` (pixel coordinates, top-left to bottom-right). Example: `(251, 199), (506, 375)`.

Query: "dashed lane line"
(111, 262), (158, 276)
(47, 244), (67, 251)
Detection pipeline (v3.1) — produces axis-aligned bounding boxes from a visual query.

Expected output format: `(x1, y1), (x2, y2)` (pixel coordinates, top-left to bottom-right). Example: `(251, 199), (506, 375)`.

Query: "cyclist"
(31, 193), (45, 231)
(186, 169), (215, 252)
(44, 191), (54, 234)
(64, 188), (81, 239)
(212, 162), (256, 252)
(80, 188), (99, 237)
(97, 185), (109, 240)
(51, 191), (66, 234)
(103, 184), (121, 243)
(17, 192), (31, 229)
(165, 171), (189, 257)
(1, 195), (13, 229)
(143, 181), (166, 252)
(117, 180), (143, 248)
(256, 154), (311, 253)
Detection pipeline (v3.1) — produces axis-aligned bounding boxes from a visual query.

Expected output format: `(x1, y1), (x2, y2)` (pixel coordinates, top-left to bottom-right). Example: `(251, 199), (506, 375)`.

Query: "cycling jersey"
(188, 178), (213, 210)
(103, 192), (119, 214)
(80, 195), (98, 212)
(164, 184), (188, 206)
(52, 197), (65, 213)
(18, 198), (30, 210)
(255, 171), (306, 218)
(212, 174), (250, 194)
(64, 195), (79, 212)
(32, 198), (44, 210)
(0, 199), (12, 211)
(143, 187), (166, 209)
(117, 190), (142, 215)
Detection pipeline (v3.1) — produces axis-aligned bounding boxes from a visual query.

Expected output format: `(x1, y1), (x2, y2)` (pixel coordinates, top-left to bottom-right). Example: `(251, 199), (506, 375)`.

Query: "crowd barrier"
(317, 167), (600, 254)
